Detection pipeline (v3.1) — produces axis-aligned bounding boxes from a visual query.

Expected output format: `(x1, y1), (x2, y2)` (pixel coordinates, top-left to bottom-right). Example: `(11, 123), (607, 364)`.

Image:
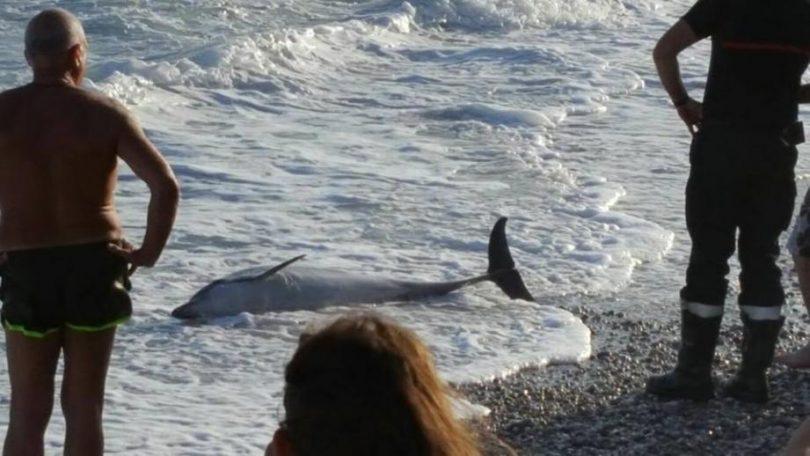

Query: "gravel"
(461, 300), (809, 455)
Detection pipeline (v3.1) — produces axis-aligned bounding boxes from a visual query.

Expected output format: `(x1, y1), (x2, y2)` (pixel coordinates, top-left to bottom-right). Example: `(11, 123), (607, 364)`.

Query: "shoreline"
(462, 270), (809, 455)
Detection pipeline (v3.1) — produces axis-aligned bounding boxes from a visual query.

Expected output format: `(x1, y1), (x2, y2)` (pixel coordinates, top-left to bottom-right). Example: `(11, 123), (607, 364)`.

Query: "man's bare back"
(0, 84), (130, 251)
(1, 9), (179, 456)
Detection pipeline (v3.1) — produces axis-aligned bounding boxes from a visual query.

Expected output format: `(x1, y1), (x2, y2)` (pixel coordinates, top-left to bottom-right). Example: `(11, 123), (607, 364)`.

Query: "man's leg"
(726, 226), (786, 402)
(777, 255), (810, 368)
(61, 327), (116, 456)
(778, 188), (810, 368)
(737, 221), (788, 311)
(3, 329), (62, 456)
(647, 130), (735, 400)
(726, 142), (796, 402)
(680, 129), (738, 307)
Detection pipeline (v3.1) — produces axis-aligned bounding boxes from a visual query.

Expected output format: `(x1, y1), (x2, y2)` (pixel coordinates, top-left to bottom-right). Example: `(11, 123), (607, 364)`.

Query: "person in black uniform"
(646, 0), (810, 403)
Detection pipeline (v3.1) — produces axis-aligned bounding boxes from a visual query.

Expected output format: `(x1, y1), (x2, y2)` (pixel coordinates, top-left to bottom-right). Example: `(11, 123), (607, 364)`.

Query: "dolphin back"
(488, 218), (535, 301)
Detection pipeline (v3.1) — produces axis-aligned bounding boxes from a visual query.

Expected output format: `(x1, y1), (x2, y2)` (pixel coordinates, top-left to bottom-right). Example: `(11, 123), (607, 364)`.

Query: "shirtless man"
(0, 9), (179, 455)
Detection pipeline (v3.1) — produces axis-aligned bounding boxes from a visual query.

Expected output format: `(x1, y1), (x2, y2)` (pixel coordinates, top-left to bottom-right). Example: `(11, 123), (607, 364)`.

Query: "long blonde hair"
(281, 314), (480, 456)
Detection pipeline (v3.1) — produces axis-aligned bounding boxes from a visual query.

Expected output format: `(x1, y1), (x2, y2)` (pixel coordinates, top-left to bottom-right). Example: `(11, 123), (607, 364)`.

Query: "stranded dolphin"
(171, 218), (534, 319)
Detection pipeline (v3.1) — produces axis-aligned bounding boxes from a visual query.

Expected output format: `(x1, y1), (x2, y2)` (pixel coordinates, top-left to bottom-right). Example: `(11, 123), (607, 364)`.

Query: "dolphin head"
(172, 279), (251, 319)
(170, 299), (204, 319)
(172, 256), (306, 320)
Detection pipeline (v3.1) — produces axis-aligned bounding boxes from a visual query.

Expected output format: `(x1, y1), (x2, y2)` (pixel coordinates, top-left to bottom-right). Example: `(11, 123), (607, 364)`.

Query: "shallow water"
(0, 0), (807, 453)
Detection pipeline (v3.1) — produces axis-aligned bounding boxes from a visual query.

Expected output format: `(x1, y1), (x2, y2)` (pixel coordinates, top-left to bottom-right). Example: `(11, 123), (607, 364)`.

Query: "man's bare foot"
(776, 343), (810, 369)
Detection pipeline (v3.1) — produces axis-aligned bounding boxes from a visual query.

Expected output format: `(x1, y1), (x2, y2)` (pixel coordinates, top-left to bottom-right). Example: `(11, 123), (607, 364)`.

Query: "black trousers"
(681, 126), (798, 310)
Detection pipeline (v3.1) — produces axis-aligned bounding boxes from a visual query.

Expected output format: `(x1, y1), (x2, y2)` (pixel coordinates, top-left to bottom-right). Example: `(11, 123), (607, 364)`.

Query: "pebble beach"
(465, 258), (810, 455)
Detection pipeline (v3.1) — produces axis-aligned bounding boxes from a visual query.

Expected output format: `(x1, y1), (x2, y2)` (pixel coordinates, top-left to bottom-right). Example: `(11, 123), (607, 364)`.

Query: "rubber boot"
(646, 310), (722, 401)
(723, 314), (784, 403)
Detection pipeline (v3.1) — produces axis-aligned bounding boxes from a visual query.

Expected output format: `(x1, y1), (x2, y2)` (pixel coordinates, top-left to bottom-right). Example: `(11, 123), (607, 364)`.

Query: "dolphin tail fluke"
(491, 268), (535, 301)
(488, 218), (535, 301)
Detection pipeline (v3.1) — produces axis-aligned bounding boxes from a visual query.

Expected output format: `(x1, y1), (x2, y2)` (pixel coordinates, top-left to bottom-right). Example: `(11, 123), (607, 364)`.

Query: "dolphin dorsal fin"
(256, 255), (306, 280)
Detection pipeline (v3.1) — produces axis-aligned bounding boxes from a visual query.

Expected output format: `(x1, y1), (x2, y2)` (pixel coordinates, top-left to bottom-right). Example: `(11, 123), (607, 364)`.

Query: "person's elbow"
(152, 174), (181, 203)
(164, 176), (181, 203)
(652, 38), (675, 63)
(653, 21), (697, 63)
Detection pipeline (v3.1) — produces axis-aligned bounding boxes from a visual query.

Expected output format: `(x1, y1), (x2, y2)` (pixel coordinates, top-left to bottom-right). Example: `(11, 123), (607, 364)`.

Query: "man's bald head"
(25, 8), (86, 57)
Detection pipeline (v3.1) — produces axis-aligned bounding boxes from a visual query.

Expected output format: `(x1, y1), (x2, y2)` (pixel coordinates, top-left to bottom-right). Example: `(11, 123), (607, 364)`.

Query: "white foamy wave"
(544, 176), (674, 293)
(82, 294), (591, 454)
(87, 73), (153, 106)
(380, 0), (647, 31)
(89, 16), (416, 98)
(414, 96), (669, 297)
(357, 1), (418, 33)
(424, 103), (560, 128)
(567, 94), (610, 115)
(90, 32), (319, 95)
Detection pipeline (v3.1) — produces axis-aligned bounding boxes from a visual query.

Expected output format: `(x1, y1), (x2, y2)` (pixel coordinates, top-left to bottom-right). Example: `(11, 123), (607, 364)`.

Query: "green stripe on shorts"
(66, 316), (131, 332)
(3, 320), (60, 338)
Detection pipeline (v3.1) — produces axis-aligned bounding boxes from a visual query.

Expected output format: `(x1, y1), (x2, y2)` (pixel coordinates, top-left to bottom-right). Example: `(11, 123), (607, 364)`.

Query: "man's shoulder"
(0, 85), (128, 118)
(73, 88), (129, 117)
(68, 88), (138, 132)
(715, 0), (810, 41)
(0, 85), (29, 108)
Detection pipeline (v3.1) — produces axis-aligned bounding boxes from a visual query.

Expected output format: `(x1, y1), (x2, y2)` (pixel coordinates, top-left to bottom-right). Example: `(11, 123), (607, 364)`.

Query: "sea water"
(0, 0), (807, 453)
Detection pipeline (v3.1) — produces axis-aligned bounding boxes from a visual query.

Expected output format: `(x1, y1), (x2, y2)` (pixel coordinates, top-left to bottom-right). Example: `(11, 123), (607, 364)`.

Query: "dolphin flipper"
(256, 255), (306, 280)
(488, 218), (535, 301)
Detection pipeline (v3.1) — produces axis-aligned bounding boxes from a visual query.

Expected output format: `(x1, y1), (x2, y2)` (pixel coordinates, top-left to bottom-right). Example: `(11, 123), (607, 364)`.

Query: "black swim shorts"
(0, 242), (132, 338)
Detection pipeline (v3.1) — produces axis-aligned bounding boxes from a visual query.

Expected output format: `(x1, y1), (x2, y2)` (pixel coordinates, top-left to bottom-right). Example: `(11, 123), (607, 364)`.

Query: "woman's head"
(268, 314), (479, 456)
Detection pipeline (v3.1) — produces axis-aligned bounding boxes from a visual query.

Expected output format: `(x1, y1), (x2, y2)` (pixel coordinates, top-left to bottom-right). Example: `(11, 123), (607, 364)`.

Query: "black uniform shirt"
(683, 0), (810, 127)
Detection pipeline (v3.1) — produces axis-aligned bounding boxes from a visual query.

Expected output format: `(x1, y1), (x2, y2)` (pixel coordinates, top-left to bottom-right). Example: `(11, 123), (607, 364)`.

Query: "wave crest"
(366, 0), (644, 31)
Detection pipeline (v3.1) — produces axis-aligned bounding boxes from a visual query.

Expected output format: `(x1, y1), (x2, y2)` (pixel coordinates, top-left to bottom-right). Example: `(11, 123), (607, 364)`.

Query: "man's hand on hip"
(108, 240), (158, 276)
(677, 98), (704, 136)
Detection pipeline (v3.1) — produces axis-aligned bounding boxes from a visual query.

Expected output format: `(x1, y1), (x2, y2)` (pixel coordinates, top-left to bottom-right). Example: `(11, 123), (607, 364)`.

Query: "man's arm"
(111, 111), (180, 272)
(653, 20), (705, 135)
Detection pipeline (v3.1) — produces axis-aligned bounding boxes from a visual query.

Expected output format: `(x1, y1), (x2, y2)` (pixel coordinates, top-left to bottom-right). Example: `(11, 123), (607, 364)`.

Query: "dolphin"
(171, 217), (534, 319)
